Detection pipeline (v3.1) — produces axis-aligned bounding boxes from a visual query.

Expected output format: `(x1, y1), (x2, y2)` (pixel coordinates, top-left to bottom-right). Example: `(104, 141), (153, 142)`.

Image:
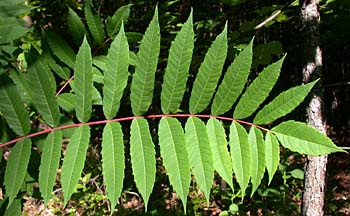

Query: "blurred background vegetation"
(0, 0), (349, 215)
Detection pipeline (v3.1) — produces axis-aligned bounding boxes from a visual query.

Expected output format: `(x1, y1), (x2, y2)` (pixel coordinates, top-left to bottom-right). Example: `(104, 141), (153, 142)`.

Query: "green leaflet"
(74, 36), (93, 122)
(130, 118), (156, 210)
(211, 38), (254, 115)
(57, 93), (77, 113)
(91, 86), (102, 105)
(129, 51), (137, 66)
(3, 198), (21, 216)
(265, 132), (280, 184)
(92, 67), (104, 84)
(70, 80), (102, 105)
(39, 130), (62, 206)
(47, 60), (70, 80)
(125, 32), (143, 43)
(92, 52), (135, 71)
(46, 31), (76, 68)
(254, 80), (318, 124)
(248, 126), (265, 196)
(58, 87), (101, 113)
(253, 41), (283, 67)
(61, 125), (91, 206)
(106, 4), (131, 37)
(234, 55), (286, 119)
(130, 7), (160, 116)
(229, 121), (250, 198)
(289, 169), (304, 179)
(7, 70), (31, 105)
(0, 118), (10, 144)
(0, 3), (34, 17)
(84, 0), (105, 45)
(103, 24), (129, 119)
(185, 117), (214, 203)
(0, 18), (29, 44)
(67, 7), (86, 46)
(92, 55), (107, 71)
(101, 122), (124, 210)
(158, 117), (190, 212)
(4, 139), (31, 207)
(26, 52), (60, 127)
(189, 23), (228, 114)
(272, 120), (344, 155)
(160, 10), (194, 114)
(206, 118), (233, 189)
(0, 75), (30, 136)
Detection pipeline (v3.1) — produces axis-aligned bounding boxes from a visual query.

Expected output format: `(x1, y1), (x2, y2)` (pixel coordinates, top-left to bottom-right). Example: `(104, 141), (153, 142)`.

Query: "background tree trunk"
(300, 0), (328, 215)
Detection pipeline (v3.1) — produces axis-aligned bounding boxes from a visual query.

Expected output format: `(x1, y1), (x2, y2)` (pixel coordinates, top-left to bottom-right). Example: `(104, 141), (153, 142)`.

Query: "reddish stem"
(0, 114), (268, 148)
(56, 76), (75, 97)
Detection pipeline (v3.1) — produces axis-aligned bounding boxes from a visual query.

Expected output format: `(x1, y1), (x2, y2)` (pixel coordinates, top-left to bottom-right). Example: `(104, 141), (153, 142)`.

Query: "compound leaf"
(248, 126), (265, 196)
(26, 52), (60, 127)
(61, 125), (91, 206)
(161, 10), (194, 114)
(189, 23), (228, 114)
(211, 38), (254, 115)
(130, 7), (160, 116)
(158, 117), (190, 213)
(234, 55), (285, 119)
(254, 80), (318, 124)
(130, 118), (156, 210)
(74, 36), (93, 122)
(103, 24), (129, 119)
(229, 121), (250, 198)
(101, 122), (124, 210)
(206, 118), (233, 189)
(0, 75), (30, 136)
(185, 117), (214, 203)
(46, 31), (76, 68)
(39, 130), (62, 206)
(272, 120), (344, 155)
(84, 0), (105, 45)
(265, 132), (280, 184)
(4, 139), (31, 207)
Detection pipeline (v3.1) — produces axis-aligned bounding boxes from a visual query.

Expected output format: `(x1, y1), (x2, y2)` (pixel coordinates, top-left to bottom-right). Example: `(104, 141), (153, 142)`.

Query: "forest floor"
(326, 152), (350, 215)
(325, 129), (350, 215)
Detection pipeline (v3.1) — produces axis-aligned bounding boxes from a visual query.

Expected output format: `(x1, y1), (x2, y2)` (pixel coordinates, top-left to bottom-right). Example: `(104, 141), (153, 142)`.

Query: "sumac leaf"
(101, 122), (124, 210)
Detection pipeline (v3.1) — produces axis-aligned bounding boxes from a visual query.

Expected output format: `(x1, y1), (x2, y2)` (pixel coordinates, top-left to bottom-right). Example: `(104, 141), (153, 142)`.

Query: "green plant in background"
(0, 0), (36, 71)
(0, 1), (345, 215)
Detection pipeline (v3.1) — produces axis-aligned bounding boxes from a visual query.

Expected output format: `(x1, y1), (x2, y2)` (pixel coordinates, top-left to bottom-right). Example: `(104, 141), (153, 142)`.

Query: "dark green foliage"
(0, 1), (347, 215)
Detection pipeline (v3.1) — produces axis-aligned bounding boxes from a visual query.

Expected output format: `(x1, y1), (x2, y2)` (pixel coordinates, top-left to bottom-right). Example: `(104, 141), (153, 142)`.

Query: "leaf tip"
(249, 36), (255, 45)
(120, 21), (125, 33)
(154, 4), (159, 19)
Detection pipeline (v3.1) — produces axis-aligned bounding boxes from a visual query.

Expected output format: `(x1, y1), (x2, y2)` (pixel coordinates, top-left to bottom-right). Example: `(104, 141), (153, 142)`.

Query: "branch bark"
(300, 0), (328, 215)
